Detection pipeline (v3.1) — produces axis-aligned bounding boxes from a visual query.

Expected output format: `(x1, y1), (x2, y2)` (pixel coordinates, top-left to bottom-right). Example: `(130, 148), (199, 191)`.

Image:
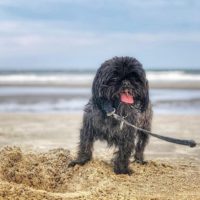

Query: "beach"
(0, 71), (200, 199)
(0, 113), (200, 199)
(1, 0), (200, 198)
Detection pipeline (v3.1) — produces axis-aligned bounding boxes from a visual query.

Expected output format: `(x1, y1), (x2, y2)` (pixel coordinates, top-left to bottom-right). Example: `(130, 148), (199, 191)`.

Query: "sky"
(0, 0), (200, 70)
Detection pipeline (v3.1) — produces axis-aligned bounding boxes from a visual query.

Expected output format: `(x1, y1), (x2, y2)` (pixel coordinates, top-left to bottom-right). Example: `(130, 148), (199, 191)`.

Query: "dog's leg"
(68, 120), (94, 167)
(134, 131), (149, 164)
(113, 140), (134, 175)
(134, 112), (151, 164)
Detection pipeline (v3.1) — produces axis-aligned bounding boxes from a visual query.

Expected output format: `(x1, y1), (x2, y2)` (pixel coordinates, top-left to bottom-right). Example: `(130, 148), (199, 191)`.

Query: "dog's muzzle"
(120, 80), (134, 104)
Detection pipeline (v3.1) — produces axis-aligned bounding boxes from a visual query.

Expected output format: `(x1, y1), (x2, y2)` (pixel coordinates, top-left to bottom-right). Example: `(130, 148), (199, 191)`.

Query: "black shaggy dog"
(69, 56), (153, 174)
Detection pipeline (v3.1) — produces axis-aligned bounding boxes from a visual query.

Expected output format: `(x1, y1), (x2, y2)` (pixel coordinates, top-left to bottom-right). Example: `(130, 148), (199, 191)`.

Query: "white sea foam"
(0, 73), (93, 84)
(0, 71), (200, 85)
(0, 99), (87, 112)
(147, 71), (200, 81)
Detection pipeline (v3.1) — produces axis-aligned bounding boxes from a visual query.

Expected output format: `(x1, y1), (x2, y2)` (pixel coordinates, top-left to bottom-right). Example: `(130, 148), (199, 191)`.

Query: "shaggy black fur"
(68, 56), (153, 175)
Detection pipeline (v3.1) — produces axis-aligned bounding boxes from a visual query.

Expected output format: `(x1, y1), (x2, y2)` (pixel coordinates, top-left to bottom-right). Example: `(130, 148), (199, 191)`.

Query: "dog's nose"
(122, 80), (131, 87)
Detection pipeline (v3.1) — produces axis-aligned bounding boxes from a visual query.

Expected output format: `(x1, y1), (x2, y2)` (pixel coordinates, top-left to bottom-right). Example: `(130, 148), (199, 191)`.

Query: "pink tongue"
(120, 93), (134, 104)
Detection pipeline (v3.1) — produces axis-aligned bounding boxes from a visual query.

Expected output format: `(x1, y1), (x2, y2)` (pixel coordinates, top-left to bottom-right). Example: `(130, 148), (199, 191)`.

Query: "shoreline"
(0, 113), (199, 159)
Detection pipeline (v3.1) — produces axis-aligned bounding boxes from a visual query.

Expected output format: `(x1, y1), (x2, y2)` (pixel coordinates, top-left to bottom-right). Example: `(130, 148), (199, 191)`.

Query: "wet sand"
(0, 79), (200, 89)
(0, 113), (200, 199)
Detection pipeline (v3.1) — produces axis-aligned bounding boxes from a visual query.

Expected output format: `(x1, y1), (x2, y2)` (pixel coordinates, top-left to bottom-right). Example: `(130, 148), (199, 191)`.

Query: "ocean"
(0, 69), (200, 114)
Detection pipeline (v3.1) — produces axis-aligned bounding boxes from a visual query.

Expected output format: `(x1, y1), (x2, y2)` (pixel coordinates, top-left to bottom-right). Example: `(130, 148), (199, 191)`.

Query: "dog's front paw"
(114, 167), (133, 175)
(68, 160), (77, 167)
(68, 158), (90, 168)
(134, 159), (148, 165)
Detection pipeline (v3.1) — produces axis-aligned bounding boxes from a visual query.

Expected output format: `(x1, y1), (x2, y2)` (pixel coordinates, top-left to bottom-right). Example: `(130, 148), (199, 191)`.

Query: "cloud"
(0, 20), (200, 48)
(1, 0), (200, 6)
(0, 0), (199, 33)
(0, 20), (200, 68)
(0, 1), (200, 69)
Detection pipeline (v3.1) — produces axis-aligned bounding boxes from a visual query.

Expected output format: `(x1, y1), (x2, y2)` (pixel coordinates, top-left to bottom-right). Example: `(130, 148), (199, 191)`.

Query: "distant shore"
(149, 80), (200, 89)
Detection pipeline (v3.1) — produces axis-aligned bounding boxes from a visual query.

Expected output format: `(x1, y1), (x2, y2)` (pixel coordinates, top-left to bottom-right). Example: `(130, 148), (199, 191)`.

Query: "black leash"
(112, 113), (198, 148)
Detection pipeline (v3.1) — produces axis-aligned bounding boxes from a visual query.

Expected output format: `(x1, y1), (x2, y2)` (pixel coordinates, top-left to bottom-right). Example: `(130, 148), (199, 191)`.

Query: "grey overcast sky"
(0, 0), (200, 70)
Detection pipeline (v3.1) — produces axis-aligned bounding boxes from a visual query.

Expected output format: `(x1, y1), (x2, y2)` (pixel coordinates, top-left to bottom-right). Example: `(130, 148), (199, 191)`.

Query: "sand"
(0, 113), (200, 199)
(0, 147), (200, 200)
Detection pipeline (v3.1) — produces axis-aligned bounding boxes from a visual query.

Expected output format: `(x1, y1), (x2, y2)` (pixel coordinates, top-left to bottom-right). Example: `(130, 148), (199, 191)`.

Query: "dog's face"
(93, 57), (149, 111)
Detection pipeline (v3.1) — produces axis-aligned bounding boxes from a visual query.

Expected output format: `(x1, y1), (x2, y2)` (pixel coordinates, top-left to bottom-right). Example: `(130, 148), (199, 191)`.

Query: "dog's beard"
(112, 87), (137, 117)
(109, 82), (145, 118)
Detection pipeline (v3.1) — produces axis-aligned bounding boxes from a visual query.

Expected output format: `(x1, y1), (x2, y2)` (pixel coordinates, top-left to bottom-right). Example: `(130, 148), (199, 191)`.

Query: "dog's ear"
(141, 80), (149, 112)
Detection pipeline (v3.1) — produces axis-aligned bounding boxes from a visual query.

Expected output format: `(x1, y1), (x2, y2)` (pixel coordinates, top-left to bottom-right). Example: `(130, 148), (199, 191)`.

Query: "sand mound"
(0, 147), (200, 200)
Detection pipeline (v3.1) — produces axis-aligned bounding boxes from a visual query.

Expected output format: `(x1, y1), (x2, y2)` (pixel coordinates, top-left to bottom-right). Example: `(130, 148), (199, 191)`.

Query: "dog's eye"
(108, 77), (118, 85)
(129, 74), (144, 85)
